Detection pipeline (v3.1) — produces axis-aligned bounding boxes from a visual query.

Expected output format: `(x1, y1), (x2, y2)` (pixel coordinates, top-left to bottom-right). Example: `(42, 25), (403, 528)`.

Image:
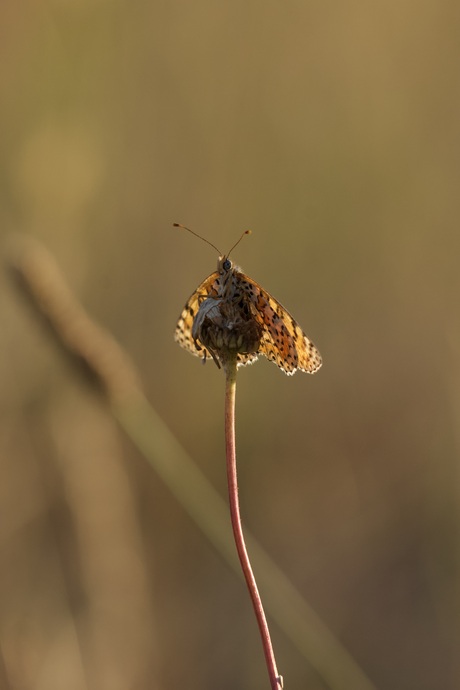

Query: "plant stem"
(224, 355), (283, 690)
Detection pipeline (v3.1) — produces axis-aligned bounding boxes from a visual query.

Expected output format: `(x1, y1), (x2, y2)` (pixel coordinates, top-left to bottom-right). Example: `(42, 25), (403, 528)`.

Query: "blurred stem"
(224, 355), (283, 690)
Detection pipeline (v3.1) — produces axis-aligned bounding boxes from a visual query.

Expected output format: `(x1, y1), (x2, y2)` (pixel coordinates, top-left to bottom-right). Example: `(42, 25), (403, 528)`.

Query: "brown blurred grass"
(1, 2), (460, 689)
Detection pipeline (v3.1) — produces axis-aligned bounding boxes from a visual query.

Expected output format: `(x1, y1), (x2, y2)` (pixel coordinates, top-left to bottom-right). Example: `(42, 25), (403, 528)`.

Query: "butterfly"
(174, 224), (322, 375)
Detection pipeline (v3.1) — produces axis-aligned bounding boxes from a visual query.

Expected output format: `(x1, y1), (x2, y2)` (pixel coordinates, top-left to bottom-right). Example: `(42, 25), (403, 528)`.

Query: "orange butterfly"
(174, 224), (322, 375)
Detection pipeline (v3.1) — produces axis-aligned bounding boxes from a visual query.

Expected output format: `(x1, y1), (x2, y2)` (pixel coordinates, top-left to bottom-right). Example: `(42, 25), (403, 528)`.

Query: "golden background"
(1, 2), (459, 689)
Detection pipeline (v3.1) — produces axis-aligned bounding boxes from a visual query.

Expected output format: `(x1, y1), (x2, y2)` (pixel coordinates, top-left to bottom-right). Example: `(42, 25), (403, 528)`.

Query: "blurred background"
(1, 1), (459, 689)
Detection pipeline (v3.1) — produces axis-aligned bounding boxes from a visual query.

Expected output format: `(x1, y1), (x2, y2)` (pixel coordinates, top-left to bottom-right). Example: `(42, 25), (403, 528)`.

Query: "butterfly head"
(217, 256), (233, 274)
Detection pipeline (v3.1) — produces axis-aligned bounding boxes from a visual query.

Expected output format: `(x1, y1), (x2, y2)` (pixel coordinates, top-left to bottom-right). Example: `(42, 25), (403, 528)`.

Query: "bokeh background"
(1, 2), (459, 689)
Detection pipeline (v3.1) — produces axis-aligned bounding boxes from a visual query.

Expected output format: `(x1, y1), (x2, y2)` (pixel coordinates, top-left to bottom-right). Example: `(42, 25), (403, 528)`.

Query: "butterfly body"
(175, 253), (322, 375)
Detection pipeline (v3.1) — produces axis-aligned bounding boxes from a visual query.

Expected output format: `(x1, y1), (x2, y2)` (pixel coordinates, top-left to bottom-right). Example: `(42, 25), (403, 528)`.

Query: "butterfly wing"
(236, 271), (322, 375)
(174, 272), (219, 359)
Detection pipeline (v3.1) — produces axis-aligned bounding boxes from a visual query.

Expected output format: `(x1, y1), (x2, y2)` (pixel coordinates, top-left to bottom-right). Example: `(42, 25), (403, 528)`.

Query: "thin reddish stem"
(224, 356), (283, 690)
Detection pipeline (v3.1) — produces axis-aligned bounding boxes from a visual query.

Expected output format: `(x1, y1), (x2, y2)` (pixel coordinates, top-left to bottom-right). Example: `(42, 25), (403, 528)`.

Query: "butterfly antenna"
(173, 223), (221, 255)
(226, 229), (252, 259)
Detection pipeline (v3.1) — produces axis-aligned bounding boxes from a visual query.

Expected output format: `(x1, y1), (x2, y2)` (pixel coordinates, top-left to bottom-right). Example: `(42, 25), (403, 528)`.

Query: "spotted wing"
(237, 271), (322, 375)
(174, 272), (218, 359)
(174, 272), (259, 368)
